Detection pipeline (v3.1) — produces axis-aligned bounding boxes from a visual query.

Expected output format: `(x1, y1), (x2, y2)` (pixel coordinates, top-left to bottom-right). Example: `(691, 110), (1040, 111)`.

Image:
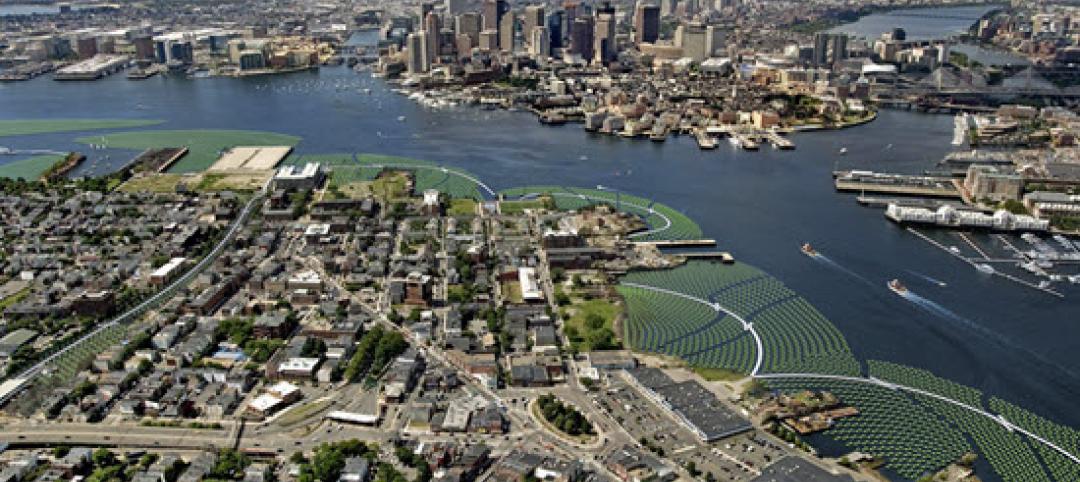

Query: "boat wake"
(814, 254), (875, 287)
(906, 270), (948, 287)
(900, 290), (1080, 382)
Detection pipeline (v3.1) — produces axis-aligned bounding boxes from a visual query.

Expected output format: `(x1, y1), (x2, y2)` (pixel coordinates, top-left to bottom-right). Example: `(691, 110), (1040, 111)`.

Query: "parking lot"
(593, 377), (788, 481)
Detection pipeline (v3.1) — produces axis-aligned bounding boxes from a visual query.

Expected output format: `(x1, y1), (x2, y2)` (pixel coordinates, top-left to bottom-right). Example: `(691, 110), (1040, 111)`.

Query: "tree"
(301, 338), (327, 358)
(555, 291), (571, 306)
(211, 449), (250, 479)
(92, 448), (116, 468)
(311, 444), (346, 482)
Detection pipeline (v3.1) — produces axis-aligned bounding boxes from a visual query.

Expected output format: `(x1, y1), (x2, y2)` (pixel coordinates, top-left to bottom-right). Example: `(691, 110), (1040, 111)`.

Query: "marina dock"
(905, 228), (1064, 298)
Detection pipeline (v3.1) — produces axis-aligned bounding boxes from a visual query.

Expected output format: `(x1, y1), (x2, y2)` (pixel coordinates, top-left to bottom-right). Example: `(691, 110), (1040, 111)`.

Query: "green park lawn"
(0, 118), (161, 137)
(0, 154), (65, 180)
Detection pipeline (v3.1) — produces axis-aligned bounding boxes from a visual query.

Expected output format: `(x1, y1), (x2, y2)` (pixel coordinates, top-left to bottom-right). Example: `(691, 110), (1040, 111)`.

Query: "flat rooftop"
(751, 457), (855, 482)
(209, 146), (293, 172)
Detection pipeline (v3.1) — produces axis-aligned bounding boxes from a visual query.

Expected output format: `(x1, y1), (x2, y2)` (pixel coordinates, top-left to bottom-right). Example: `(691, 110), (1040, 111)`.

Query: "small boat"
(1038, 280), (1051, 289)
(888, 279), (908, 295)
(801, 243), (818, 257)
(839, 147), (848, 155)
(975, 263), (995, 274)
(397, 116), (406, 122)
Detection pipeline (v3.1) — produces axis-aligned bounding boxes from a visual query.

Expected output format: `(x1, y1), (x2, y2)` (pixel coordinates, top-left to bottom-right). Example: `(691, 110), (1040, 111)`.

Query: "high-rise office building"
(479, 29), (499, 51)
(425, 12), (440, 64)
(570, 16), (594, 61)
(406, 32), (428, 73)
(499, 10), (516, 52)
(456, 12), (482, 46)
(455, 33), (473, 59)
(133, 36), (155, 60)
(831, 34), (848, 63)
(705, 25), (726, 57)
(562, 1), (578, 46)
(661, 0), (677, 17)
(593, 12), (616, 64)
(547, 11), (564, 49)
(529, 26), (550, 57)
(813, 32), (830, 66)
(680, 22), (708, 61)
(483, 0), (508, 31)
(523, 5), (545, 50)
(420, 2), (436, 22)
(634, 4), (660, 44)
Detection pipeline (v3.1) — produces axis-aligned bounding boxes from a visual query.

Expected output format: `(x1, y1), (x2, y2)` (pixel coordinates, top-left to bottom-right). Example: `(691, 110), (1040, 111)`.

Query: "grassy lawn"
(0, 154), (66, 180)
(274, 399), (334, 428)
(0, 118), (161, 137)
(448, 198), (477, 216)
(194, 171), (272, 192)
(503, 281), (523, 304)
(500, 198), (549, 215)
(118, 174), (188, 193)
(563, 298), (621, 352)
(76, 129), (301, 173)
(0, 287), (31, 311)
(371, 171), (410, 200)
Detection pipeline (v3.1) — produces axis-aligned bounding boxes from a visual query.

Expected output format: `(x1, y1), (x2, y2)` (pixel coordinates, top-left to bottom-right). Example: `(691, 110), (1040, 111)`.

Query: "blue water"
(0, 4), (58, 16)
(828, 4), (999, 40)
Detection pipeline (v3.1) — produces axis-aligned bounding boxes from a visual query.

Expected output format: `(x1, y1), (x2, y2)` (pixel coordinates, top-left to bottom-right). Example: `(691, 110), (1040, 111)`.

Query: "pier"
(678, 251), (735, 263)
(856, 195), (976, 210)
(906, 228), (1064, 298)
(836, 170), (960, 198)
(633, 239), (717, 248)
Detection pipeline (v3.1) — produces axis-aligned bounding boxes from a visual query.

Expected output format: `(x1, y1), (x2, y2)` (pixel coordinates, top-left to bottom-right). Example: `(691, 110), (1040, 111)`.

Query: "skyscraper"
(529, 26), (550, 57)
(523, 6), (545, 50)
(680, 22), (707, 61)
(499, 10), (516, 52)
(813, 32), (830, 66)
(425, 12), (440, 65)
(570, 16), (593, 61)
(483, 0), (508, 31)
(406, 32), (428, 73)
(634, 4), (660, 45)
(562, 1), (578, 46)
(479, 29), (499, 51)
(456, 12), (482, 46)
(705, 25), (726, 57)
(547, 11), (564, 49)
(661, 0), (677, 17)
(831, 34), (848, 63)
(593, 12), (615, 64)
